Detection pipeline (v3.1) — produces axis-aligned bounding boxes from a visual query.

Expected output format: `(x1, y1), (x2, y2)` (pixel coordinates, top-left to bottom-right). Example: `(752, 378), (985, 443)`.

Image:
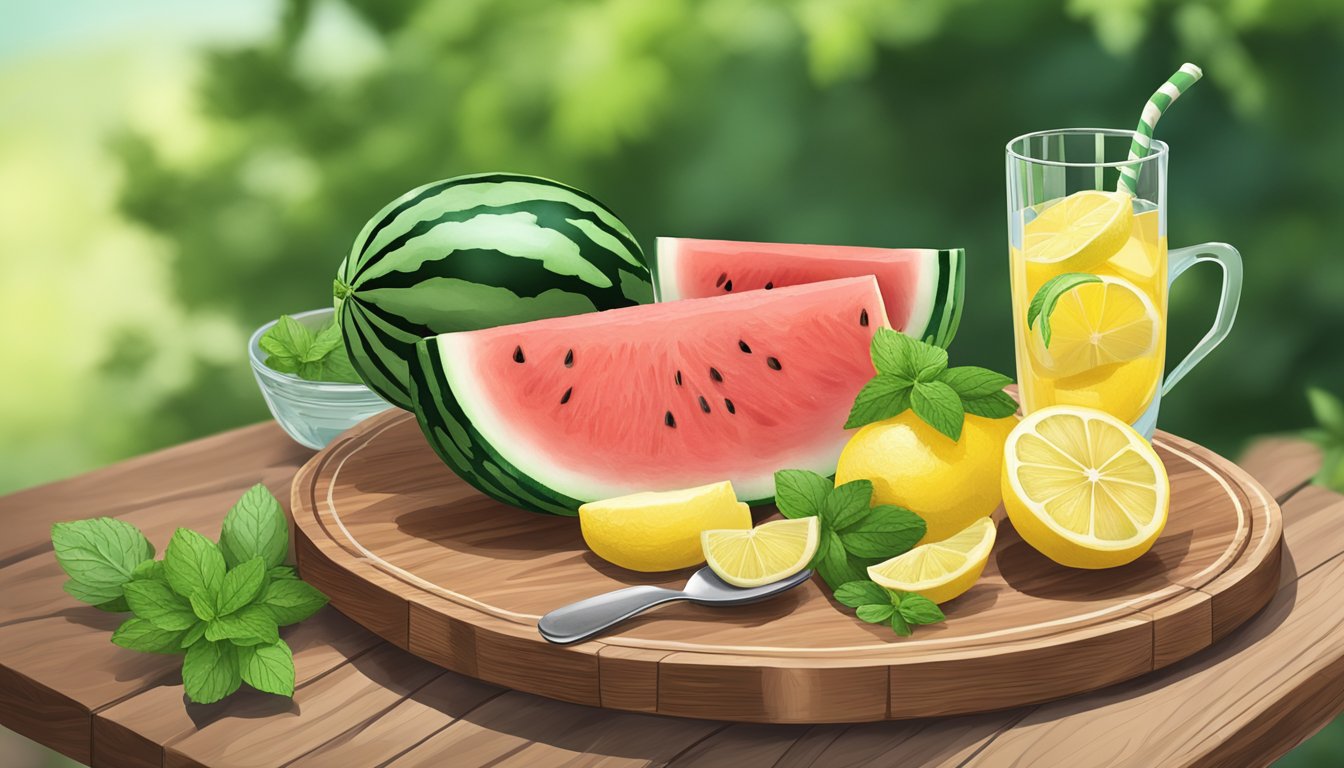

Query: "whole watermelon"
(335, 173), (652, 409)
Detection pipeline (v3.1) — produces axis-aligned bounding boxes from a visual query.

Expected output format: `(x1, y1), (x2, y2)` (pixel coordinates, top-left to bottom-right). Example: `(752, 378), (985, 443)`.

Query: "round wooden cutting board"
(291, 409), (1282, 723)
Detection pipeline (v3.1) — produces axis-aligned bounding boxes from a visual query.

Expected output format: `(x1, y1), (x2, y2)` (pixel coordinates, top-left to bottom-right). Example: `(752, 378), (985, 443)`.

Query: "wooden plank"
(163, 643), (442, 768)
(92, 609), (379, 768)
(665, 724), (807, 767)
(1237, 437), (1321, 501)
(382, 691), (722, 767)
(287, 672), (505, 767)
(768, 712), (1030, 768)
(599, 645), (670, 713)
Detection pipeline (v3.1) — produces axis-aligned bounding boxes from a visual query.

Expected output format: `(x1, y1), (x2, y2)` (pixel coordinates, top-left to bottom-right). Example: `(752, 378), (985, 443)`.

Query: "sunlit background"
(3, 1), (1342, 765)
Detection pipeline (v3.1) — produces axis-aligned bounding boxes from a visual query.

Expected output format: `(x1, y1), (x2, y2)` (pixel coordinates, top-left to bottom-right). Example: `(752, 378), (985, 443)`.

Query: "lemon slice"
(1002, 405), (1169, 569)
(579, 481), (751, 572)
(1033, 276), (1159, 379)
(866, 517), (995, 604)
(702, 516), (820, 588)
(1023, 190), (1134, 279)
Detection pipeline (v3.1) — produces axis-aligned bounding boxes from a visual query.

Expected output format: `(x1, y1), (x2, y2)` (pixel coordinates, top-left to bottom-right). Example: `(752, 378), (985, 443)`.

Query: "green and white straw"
(1117, 62), (1203, 196)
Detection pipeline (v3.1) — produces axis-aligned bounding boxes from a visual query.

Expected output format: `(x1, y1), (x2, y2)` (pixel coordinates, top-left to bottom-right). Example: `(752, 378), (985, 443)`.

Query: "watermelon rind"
(336, 172), (652, 410)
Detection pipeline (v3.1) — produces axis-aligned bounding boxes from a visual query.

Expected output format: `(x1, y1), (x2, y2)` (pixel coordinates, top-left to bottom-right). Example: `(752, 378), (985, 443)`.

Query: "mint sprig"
(846, 329), (1017, 440)
(260, 315), (362, 384)
(51, 485), (329, 705)
(834, 580), (946, 637)
(773, 469), (925, 591)
(1027, 272), (1102, 348)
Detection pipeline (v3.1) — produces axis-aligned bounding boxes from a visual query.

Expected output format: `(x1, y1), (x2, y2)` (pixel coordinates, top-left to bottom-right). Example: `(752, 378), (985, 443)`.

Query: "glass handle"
(1162, 242), (1242, 395)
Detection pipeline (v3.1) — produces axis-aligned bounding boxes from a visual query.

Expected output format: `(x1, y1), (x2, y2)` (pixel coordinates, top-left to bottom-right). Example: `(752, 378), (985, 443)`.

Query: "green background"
(1, 1), (1341, 765)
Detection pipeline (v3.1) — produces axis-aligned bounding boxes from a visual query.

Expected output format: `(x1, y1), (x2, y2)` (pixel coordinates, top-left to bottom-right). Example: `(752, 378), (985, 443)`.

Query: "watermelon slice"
(654, 238), (964, 347)
(408, 277), (889, 515)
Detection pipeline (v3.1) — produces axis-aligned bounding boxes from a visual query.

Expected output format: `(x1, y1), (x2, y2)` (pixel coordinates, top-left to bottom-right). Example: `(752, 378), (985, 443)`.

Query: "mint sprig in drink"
(1005, 65), (1241, 437)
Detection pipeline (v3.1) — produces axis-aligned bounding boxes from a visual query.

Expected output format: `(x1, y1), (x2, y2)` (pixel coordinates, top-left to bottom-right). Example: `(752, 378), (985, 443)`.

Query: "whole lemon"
(835, 411), (1015, 544)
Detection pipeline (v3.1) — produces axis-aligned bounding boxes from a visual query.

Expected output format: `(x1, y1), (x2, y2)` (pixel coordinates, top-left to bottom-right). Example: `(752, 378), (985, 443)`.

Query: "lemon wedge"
(579, 481), (751, 572)
(1002, 405), (1169, 569)
(866, 516), (995, 604)
(1032, 275), (1160, 379)
(702, 516), (820, 588)
(1024, 190), (1135, 275)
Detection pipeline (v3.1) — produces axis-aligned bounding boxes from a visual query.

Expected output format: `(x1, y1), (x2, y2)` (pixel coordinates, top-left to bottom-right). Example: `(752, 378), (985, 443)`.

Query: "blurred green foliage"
(1, 0), (1343, 763)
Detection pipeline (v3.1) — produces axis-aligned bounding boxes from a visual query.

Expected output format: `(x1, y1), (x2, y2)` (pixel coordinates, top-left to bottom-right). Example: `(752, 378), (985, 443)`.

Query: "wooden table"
(0, 423), (1338, 768)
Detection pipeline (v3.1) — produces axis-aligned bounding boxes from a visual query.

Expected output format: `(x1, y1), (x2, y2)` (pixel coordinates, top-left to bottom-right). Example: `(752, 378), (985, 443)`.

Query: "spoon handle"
(538, 586), (685, 645)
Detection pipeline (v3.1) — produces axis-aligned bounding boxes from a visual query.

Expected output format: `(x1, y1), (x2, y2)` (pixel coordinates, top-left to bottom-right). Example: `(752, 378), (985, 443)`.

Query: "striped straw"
(1116, 63), (1203, 196)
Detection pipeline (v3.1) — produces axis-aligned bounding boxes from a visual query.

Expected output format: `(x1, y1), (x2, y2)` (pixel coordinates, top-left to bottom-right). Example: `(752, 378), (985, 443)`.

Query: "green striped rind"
(406, 338), (581, 516)
(923, 248), (965, 348)
(336, 173), (652, 409)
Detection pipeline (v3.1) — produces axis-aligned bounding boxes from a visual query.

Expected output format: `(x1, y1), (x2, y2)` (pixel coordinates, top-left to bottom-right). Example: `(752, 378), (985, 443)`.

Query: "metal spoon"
(537, 566), (814, 645)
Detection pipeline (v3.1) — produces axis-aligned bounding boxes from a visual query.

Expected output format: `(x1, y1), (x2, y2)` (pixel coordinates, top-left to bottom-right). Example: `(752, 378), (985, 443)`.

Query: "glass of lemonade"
(1006, 128), (1242, 437)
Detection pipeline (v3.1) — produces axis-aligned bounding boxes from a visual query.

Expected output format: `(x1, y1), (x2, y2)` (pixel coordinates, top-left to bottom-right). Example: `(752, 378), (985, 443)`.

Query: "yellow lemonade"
(1010, 193), (1167, 425)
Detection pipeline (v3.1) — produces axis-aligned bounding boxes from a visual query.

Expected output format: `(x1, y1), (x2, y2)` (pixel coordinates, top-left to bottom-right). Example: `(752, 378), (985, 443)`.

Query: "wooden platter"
(291, 409), (1282, 723)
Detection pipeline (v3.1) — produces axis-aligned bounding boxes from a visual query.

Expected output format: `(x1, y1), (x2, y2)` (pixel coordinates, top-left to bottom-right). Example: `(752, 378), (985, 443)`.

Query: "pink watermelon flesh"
(435, 276), (889, 503)
(656, 237), (937, 339)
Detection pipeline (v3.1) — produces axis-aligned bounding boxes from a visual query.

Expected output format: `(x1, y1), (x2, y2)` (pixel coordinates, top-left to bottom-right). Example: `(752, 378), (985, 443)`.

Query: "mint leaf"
(813, 530), (869, 590)
(824, 479), (874, 531)
(182, 640), (242, 704)
(123, 580), (197, 631)
(216, 557), (268, 616)
(911, 380), (965, 441)
(132, 559), (165, 581)
(163, 529), (226, 602)
(206, 604), (279, 646)
(898, 593), (946, 625)
(268, 565), (299, 581)
(111, 617), (187, 655)
(837, 506), (926, 559)
(939, 367), (1013, 400)
(257, 577), (329, 626)
(869, 329), (916, 376)
(180, 621), (207, 649)
(962, 390), (1020, 419)
(62, 577), (124, 607)
(317, 342), (364, 384)
(220, 485), (289, 570)
(239, 639), (296, 697)
(1027, 273), (1101, 347)
(304, 321), (344, 362)
(264, 355), (301, 375)
(833, 580), (889, 608)
(890, 612), (913, 637)
(95, 597), (132, 613)
(51, 518), (154, 599)
(908, 343), (948, 382)
(189, 590), (217, 621)
(772, 469), (832, 520)
(856, 604), (896, 623)
(259, 315), (312, 364)
(1307, 387), (1344, 439)
(844, 374), (913, 429)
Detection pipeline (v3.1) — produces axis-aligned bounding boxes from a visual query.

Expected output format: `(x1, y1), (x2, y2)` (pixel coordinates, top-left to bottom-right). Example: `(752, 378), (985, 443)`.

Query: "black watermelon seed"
(738, 340), (751, 354)
(513, 346), (525, 363)
(664, 411), (676, 428)
(860, 309), (869, 327)
(724, 280), (733, 292)
(715, 272), (727, 288)
(675, 370), (683, 386)
(767, 357), (782, 371)
(724, 398), (736, 414)
(709, 367), (723, 383)
(765, 281), (774, 290)
(560, 387), (572, 404)
(698, 395), (710, 413)
(564, 349), (574, 367)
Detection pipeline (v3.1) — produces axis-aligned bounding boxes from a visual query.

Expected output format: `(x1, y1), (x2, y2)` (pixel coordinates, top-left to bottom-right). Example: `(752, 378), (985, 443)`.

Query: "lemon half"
(579, 481), (751, 572)
(1024, 190), (1134, 275)
(1002, 405), (1169, 569)
(702, 516), (820, 587)
(866, 516), (996, 604)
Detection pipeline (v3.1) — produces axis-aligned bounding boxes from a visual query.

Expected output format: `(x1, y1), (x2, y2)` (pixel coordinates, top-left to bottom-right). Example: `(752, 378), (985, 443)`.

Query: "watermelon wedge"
(654, 238), (964, 347)
(408, 277), (889, 515)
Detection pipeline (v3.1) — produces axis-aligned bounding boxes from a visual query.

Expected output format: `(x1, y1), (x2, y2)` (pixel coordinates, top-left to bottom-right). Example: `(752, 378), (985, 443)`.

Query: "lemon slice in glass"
(579, 481), (751, 572)
(1033, 275), (1160, 379)
(866, 516), (996, 604)
(1002, 405), (1169, 569)
(702, 516), (820, 588)
(1024, 189), (1135, 272)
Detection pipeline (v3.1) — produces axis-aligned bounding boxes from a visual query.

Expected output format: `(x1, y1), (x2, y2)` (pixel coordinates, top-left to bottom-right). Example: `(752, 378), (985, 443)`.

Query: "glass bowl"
(248, 307), (394, 450)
